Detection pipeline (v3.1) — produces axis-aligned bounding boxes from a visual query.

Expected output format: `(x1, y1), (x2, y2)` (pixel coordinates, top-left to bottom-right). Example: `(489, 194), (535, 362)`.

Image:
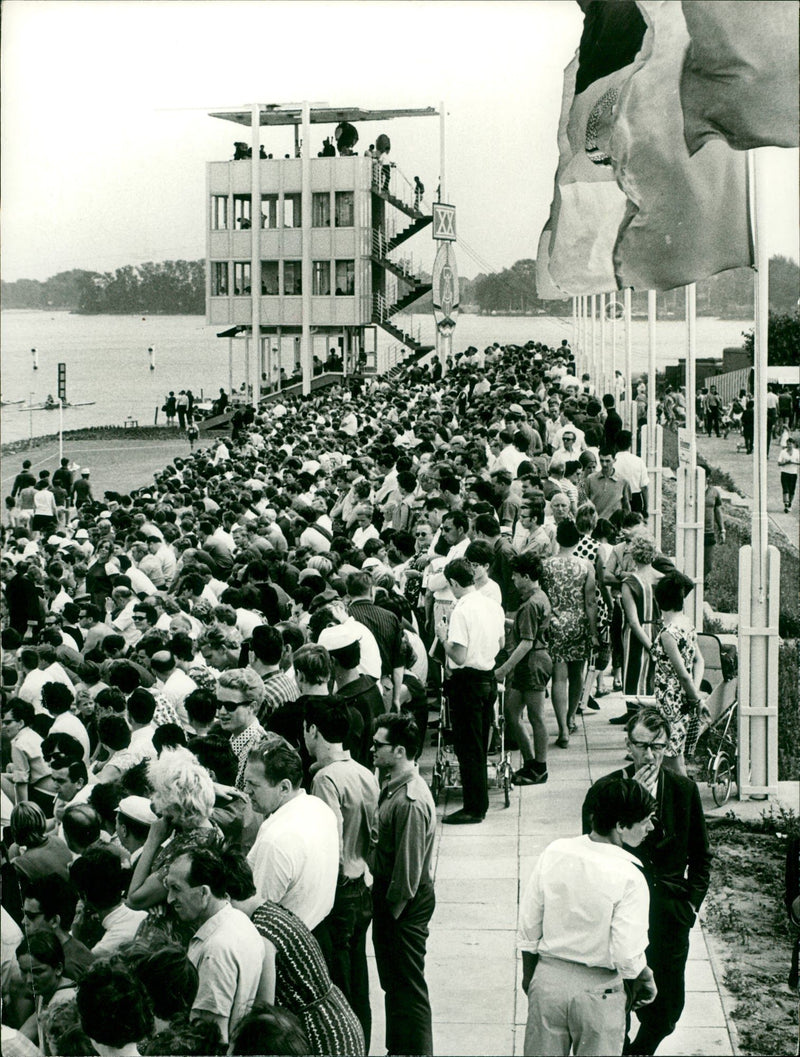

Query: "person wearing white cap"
(115, 796), (157, 872)
(318, 609), (382, 684)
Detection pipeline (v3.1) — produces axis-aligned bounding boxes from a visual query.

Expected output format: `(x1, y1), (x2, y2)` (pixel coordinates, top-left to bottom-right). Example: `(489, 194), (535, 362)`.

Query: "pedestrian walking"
(779, 436), (799, 512)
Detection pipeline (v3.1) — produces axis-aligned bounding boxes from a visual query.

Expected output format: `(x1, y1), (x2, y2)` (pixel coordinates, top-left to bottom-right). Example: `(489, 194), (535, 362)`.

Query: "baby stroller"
(429, 680), (460, 805)
(491, 683), (514, 808)
(691, 633), (740, 805)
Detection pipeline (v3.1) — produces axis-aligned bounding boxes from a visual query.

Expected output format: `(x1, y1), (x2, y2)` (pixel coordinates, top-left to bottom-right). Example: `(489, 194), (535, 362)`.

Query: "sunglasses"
(216, 698), (249, 713)
(372, 738), (392, 748)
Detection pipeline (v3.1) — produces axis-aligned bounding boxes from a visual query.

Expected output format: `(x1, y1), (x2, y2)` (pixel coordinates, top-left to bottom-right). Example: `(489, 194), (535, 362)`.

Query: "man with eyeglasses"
(581, 707), (711, 1055)
(215, 669), (268, 790)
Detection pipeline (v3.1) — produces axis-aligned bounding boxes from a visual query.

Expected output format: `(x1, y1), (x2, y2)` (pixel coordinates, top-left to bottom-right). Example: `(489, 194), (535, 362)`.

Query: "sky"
(1, 0), (798, 283)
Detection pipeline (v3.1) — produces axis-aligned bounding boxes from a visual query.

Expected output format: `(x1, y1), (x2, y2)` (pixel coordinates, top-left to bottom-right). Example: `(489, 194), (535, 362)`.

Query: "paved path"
(367, 695), (738, 1057)
(695, 431), (799, 549)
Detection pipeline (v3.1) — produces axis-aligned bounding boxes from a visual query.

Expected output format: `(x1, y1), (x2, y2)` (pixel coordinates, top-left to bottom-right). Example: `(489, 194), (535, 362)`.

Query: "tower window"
(233, 262), (251, 295)
(283, 261), (302, 295)
(312, 193), (331, 228)
(335, 259), (355, 295)
(335, 191), (354, 227)
(283, 194), (302, 228)
(312, 261), (331, 296)
(233, 195), (252, 229)
(211, 196), (229, 230)
(261, 261), (279, 295)
(261, 195), (279, 229)
(211, 262), (229, 296)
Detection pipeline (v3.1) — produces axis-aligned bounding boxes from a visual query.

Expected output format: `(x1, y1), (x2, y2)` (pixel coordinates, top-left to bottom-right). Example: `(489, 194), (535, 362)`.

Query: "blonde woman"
(127, 748), (223, 948)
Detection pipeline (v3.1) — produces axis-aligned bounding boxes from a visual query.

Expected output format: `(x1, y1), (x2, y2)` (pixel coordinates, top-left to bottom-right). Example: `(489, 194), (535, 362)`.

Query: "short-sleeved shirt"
(447, 589), (505, 672)
(509, 590), (552, 692)
(188, 902), (263, 1043)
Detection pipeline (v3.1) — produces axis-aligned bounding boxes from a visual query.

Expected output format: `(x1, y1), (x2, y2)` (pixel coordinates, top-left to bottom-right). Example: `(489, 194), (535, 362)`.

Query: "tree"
(742, 311), (800, 366)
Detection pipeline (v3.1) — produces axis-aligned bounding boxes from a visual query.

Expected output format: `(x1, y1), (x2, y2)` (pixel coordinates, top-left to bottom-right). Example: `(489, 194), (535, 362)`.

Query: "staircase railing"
(371, 160), (425, 215)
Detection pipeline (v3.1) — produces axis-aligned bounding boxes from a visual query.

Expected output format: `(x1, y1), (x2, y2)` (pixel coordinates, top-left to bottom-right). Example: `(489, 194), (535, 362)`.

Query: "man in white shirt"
(614, 429), (650, 519)
(244, 739), (339, 930)
(151, 649), (195, 728)
(425, 509), (471, 627)
(167, 848), (263, 1045)
(435, 557), (505, 825)
(518, 778), (657, 1056)
(42, 682), (90, 763)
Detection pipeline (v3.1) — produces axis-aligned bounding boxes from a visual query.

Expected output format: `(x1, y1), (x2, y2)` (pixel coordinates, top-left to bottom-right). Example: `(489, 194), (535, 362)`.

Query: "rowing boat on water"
(16, 400), (97, 412)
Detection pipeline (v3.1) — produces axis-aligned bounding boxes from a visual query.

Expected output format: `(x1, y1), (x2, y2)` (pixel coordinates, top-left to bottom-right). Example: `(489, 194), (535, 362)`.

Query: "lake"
(0, 309), (753, 445)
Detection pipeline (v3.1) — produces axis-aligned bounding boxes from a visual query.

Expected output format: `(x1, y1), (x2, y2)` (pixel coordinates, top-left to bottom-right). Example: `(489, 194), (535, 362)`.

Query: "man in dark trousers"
(370, 712), (436, 1056)
(582, 707), (712, 1055)
(603, 393), (624, 453)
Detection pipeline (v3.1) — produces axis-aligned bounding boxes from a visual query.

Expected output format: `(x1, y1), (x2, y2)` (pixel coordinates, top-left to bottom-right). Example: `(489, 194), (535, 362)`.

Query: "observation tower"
(206, 102), (440, 401)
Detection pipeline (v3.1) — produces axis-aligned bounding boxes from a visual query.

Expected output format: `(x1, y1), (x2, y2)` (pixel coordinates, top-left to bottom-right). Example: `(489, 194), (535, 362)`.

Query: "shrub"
(778, 641), (799, 782)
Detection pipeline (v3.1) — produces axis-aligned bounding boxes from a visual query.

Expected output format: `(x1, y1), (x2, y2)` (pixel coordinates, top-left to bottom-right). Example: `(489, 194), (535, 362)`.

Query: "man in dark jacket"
(582, 707), (712, 1055)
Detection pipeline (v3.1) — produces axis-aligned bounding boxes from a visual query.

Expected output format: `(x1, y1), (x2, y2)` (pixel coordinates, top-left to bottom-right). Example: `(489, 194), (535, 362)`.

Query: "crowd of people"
(1, 337), (721, 1055)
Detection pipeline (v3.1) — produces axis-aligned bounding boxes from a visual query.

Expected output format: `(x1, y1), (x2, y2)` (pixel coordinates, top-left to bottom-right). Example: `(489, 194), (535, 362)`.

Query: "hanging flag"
(610, 1), (753, 292)
(535, 223), (567, 301)
(680, 1), (799, 155)
(541, 1), (647, 296)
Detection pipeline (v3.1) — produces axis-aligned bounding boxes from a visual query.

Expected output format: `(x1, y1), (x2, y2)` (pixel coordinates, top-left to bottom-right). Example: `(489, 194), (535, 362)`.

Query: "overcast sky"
(2, 0), (798, 282)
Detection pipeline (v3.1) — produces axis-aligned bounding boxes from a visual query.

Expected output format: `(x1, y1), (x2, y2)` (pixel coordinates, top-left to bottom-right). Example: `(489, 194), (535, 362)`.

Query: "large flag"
(610, 1), (753, 292)
(540, 1), (647, 297)
(680, 1), (799, 155)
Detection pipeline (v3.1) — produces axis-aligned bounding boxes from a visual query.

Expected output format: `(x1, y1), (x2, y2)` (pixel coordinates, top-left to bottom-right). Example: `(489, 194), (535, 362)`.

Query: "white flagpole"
(644, 290), (663, 548)
(677, 284), (704, 629)
(624, 288), (633, 431)
(738, 149), (780, 799)
(599, 293), (607, 399)
(590, 295), (597, 391)
(610, 296), (617, 404)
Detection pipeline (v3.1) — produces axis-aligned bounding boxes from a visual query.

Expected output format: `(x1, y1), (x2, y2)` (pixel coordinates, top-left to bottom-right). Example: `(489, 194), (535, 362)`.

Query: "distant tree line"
(1, 260), (206, 315)
(464, 254), (799, 319)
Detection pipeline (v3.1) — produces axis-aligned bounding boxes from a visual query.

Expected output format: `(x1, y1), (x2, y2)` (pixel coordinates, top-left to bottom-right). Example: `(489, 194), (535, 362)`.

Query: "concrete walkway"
(367, 694), (738, 1057)
(695, 431), (799, 548)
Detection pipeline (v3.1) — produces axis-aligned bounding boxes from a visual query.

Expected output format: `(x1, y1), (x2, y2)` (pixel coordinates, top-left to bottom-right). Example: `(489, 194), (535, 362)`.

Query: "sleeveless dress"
(652, 622), (698, 757)
(622, 572), (658, 700)
(251, 902), (365, 1056)
(540, 555), (591, 663)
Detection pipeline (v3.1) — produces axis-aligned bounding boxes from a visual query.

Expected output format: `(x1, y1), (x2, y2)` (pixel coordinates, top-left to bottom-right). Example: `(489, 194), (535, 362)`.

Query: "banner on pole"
(57, 362), (67, 403)
(432, 242), (459, 331)
(677, 426), (692, 466)
(432, 203), (456, 241)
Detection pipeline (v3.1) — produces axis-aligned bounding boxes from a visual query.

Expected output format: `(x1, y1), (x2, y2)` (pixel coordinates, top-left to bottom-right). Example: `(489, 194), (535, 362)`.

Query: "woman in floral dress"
(541, 520), (598, 748)
(652, 573), (708, 776)
(128, 748), (223, 949)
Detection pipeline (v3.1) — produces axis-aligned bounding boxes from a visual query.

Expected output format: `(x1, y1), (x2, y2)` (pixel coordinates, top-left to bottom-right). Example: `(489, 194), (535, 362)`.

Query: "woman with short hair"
(126, 748), (222, 948)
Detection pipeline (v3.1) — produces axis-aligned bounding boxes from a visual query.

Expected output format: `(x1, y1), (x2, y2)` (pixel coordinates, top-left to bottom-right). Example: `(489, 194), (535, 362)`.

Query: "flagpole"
(599, 293), (607, 399)
(590, 295), (597, 393)
(738, 149), (779, 799)
(572, 297), (577, 357)
(624, 288), (633, 431)
(677, 284), (704, 629)
(610, 296), (617, 405)
(643, 290), (663, 548)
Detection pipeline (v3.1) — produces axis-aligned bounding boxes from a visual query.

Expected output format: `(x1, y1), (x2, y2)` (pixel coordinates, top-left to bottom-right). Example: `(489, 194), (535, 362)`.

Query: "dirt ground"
(703, 815), (797, 1056)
